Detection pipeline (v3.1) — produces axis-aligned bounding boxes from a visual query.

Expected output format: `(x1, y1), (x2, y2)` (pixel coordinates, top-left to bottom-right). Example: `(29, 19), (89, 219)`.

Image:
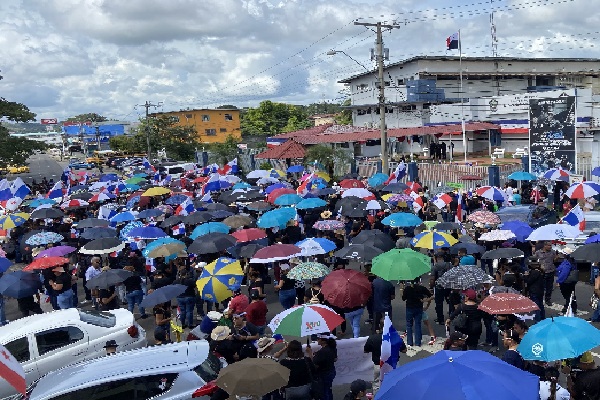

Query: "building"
(310, 114), (336, 126)
(152, 108), (241, 144)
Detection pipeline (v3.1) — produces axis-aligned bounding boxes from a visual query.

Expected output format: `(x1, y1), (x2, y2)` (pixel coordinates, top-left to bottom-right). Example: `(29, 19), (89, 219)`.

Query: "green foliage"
(65, 113), (107, 123)
(207, 135), (240, 166)
(241, 100), (311, 136)
(258, 161), (273, 170)
(334, 98), (353, 125)
(304, 144), (351, 177)
(216, 105), (238, 109)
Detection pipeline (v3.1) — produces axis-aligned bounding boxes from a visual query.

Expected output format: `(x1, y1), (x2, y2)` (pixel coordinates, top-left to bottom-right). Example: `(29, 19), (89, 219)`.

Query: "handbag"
(309, 289), (322, 304)
(590, 294), (599, 310)
(564, 268), (578, 284)
(451, 306), (468, 333)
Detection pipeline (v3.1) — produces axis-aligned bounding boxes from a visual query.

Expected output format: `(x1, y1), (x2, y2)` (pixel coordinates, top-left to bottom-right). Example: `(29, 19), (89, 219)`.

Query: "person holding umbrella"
(49, 265), (75, 309)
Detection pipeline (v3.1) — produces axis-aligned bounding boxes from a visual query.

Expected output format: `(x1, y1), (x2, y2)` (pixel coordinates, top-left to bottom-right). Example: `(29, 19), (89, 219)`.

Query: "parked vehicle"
(14, 341), (221, 400)
(496, 205), (557, 228)
(68, 158), (92, 170)
(7, 165), (30, 174)
(0, 308), (146, 398)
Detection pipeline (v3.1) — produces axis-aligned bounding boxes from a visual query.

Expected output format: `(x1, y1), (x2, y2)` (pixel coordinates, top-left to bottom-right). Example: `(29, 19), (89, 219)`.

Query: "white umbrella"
(247, 170), (270, 179)
(341, 188), (375, 199)
(479, 230), (516, 241)
(526, 224), (581, 241)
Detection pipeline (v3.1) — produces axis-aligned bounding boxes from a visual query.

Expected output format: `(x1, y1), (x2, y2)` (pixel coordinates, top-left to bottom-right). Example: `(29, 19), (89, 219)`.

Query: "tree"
(65, 113), (107, 123)
(304, 144), (352, 178)
(216, 105), (238, 109)
(241, 100), (311, 136)
(334, 98), (353, 125)
(207, 134), (240, 166)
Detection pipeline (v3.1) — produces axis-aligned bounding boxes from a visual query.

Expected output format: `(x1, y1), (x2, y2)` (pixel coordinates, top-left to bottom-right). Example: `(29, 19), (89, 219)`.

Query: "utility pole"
(354, 20), (399, 174)
(143, 101), (162, 160)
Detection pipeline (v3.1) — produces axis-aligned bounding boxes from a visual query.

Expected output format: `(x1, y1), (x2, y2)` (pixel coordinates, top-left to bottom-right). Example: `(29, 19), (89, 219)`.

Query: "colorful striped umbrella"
(0, 213), (30, 229)
(196, 257), (244, 302)
(410, 231), (458, 249)
(475, 186), (508, 201)
(268, 304), (344, 337)
(543, 168), (570, 182)
(313, 219), (345, 231)
(565, 181), (600, 199)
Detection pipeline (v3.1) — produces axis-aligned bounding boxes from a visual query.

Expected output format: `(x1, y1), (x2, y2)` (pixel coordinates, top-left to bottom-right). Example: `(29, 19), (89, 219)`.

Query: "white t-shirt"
(539, 381), (569, 400)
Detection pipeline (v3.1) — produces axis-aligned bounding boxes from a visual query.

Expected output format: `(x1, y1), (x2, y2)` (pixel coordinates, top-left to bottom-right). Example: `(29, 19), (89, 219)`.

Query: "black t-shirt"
(313, 345), (337, 375)
(53, 273), (72, 294)
(123, 275), (143, 292)
(574, 368), (600, 400)
(153, 306), (171, 327)
(402, 284), (431, 309)
(280, 276), (296, 291)
(99, 287), (118, 311)
(232, 322), (258, 338)
(280, 357), (314, 387)
(248, 280), (265, 298)
(363, 332), (407, 365)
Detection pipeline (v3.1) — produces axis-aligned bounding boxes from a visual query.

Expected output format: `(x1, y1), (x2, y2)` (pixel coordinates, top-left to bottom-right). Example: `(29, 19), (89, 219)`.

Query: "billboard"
(529, 95), (576, 174)
(40, 118), (57, 125)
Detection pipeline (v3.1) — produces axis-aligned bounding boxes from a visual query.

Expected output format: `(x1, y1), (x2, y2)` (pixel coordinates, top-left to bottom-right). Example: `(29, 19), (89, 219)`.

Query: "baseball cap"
(350, 379), (372, 394)
(462, 288), (477, 300)
(459, 255), (476, 265)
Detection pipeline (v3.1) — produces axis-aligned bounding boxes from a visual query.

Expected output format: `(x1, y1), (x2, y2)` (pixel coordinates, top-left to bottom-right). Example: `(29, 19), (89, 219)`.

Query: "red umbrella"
(267, 188), (296, 204)
(250, 244), (301, 263)
(23, 256), (70, 271)
(231, 228), (267, 243)
(321, 269), (372, 308)
(339, 179), (365, 189)
(478, 293), (539, 315)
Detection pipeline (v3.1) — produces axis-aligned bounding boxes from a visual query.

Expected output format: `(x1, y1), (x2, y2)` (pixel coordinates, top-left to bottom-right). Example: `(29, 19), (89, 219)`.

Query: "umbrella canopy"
(267, 188), (296, 204)
(165, 194), (190, 205)
(376, 350), (539, 400)
(22, 256), (70, 271)
(76, 218), (110, 228)
(257, 208), (295, 229)
(382, 212), (423, 228)
(467, 210), (501, 224)
(565, 181), (600, 199)
(127, 226), (167, 240)
(160, 215), (183, 228)
(478, 230), (516, 242)
(321, 269), (372, 308)
(247, 169), (270, 179)
(60, 199), (89, 209)
(142, 187), (171, 197)
(481, 248), (524, 260)
(188, 233), (237, 255)
(334, 244), (383, 262)
(474, 186), (507, 201)
(268, 304), (344, 337)
(339, 179), (365, 189)
(118, 221), (144, 240)
(501, 220), (533, 242)
(29, 207), (64, 220)
(572, 243), (600, 263)
(80, 238), (125, 255)
(489, 285), (520, 294)
(295, 237), (336, 256)
(140, 284), (187, 308)
(190, 222), (230, 239)
(223, 214), (255, 229)
(86, 269), (133, 290)
(352, 229), (395, 251)
(143, 237), (186, 258)
(231, 228), (267, 243)
(246, 201), (273, 212)
(0, 270), (43, 298)
(238, 244), (265, 259)
(372, 248), (431, 281)
(341, 188), (375, 200)
(274, 193), (303, 206)
(137, 209), (164, 219)
(543, 168), (570, 182)
(478, 293), (539, 314)
(410, 231), (458, 249)
(450, 242), (486, 255)
(436, 265), (492, 289)
(518, 316), (600, 361)
(0, 258), (12, 273)
(287, 165), (304, 173)
(250, 244), (301, 263)
(313, 219), (345, 231)
(35, 245), (77, 259)
(366, 199), (390, 211)
(183, 211), (213, 226)
(110, 211), (138, 224)
(196, 257), (244, 302)
(89, 192), (116, 203)
(585, 234), (600, 244)
(296, 197), (327, 210)
(507, 171), (537, 181)
(287, 262), (330, 281)
(25, 232), (64, 246)
(0, 213), (30, 229)
(526, 224), (581, 241)
(216, 358), (290, 397)
(432, 222), (461, 231)
(80, 227), (117, 240)
(26, 198), (56, 207)
(265, 183), (289, 194)
(367, 173), (389, 187)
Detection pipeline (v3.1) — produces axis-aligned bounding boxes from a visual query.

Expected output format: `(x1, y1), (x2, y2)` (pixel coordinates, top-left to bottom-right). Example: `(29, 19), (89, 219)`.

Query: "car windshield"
(585, 221), (600, 234)
(194, 354), (222, 382)
(78, 309), (116, 328)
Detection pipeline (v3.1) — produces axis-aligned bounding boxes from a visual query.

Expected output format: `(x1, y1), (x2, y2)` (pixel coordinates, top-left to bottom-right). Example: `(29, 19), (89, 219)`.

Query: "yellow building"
(153, 108), (241, 144)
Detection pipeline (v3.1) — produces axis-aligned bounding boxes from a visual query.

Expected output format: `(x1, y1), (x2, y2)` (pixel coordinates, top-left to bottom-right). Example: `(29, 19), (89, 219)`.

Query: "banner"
(529, 96), (576, 174)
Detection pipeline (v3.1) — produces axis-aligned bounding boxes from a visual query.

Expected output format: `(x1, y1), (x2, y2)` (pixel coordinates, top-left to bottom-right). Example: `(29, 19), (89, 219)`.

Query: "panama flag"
(98, 205), (117, 221)
(446, 32), (459, 50)
(0, 344), (26, 395)
(176, 197), (195, 216)
(219, 158), (238, 175)
(380, 313), (402, 382)
(561, 204), (586, 230)
(9, 178), (30, 199)
(202, 173), (222, 194)
(198, 191), (213, 203)
(142, 157), (156, 172)
(172, 223), (186, 235)
(46, 181), (64, 200)
(384, 162), (406, 185)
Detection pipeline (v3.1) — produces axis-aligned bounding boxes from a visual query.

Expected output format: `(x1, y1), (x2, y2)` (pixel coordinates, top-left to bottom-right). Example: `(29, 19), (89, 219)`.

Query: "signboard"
(40, 118), (57, 125)
(529, 96), (576, 174)
(62, 121), (92, 126)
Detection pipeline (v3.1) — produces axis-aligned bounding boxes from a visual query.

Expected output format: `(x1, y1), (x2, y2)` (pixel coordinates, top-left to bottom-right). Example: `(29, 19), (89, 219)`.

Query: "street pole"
(143, 101), (162, 161)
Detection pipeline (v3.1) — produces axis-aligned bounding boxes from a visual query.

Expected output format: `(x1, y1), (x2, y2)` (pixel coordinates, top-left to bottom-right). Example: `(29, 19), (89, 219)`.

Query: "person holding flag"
(383, 161), (406, 185)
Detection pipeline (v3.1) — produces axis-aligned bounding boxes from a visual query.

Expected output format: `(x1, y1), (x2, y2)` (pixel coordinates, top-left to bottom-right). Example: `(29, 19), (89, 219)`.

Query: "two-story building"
(152, 108), (241, 144)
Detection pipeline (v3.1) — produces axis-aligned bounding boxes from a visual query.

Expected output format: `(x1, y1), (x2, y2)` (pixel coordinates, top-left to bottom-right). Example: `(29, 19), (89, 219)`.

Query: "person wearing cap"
(445, 288), (484, 350)
(343, 379), (372, 400)
(229, 312), (259, 355)
(443, 331), (468, 351)
(274, 263), (297, 310)
(306, 333), (337, 400)
(49, 265), (75, 309)
(104, 340), (118, 356)
(501, 329), (524, 370)
(555, 251), (578, 315)
(566, 351), (600, 398)
(245, 291), (268, 335)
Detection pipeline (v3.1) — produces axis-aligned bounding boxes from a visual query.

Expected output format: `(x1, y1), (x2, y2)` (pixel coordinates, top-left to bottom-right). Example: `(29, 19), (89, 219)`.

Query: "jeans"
(318, 369), (336, 400)
(530, 294), (545, 321)
(484, 315), (498, 346)
(544, 273), (555, 303)
(405, 307), (423, 346)
(592, 299), (600, 322)
(283, 384), (309, 400)
(0, 296), (6, 326)
(126, 290), (146, 316)
(177, 296), (196, 327)
(279, 289), (296, 310)
(345, 307), (364, 338)
(434, 286), (446, 322)
(57, 289), (74, 309)
(195, 297), (213, 317)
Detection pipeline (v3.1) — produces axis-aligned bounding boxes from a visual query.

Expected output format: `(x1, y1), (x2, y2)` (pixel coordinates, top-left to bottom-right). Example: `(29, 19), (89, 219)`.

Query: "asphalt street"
(6, 153), (67, 185)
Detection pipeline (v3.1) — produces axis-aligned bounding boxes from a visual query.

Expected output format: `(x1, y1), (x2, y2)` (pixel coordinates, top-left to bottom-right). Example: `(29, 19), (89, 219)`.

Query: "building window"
(400, 105), (416, 111)
(205, 129), (217, 136)
(397, 78), (405, 85)
(202, 115), (210, 122)
(224, 114), (233, 121)
(356, 84), (368, 91)
(220, 128), (227, 133)
(185, 113), (193, 119)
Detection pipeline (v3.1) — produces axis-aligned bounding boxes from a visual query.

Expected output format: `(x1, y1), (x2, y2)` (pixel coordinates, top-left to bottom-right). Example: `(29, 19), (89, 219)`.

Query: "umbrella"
(335, 196), (365, 212)
(196, 257), (244, 302)
(99, 173), (118, 182)
(76, 218), (110, 228)
(26, 198), (56, 207)
(202, 203), (232, 212)
(110, 211), (138, 224)
(183, 211), (214, 226)
(295, 237), (336, 256)
(352, 229), (395, 251)
(188, 233), (237, 255)
(543, 168), (570, 182)
(274, 193), (303, 206)
(231, 228), (267, 243)
(246, 201), (273, 212)
(341, 204), (368, 218)
(380, 182), (408, 193)
(125, 177), (146, 185)
(160, 215), (183, 228)
(450, 242), (486, 255)
(80, 238), (125, 255)
(287, 165), (304, 173)
(458, 235), (475, 243)
(572, 243), (600, 263)
(119, 221), (144, 240)
(165, 194), (190, 205)
(372, 248), (431, 281)
(376, 350), (539, 400)
(257, 208), (295, 229)
(467, 210), (501, 224)
(0, 213), (30, 229)
(315, 188), (336, 197)
(314, 219), (345, 231)
(143, 237), (186, 258)
(0, 258), (12, 273)
(339, 179), (365, 189)
(526, 224), (581, 241)
(85, 269), (133, 289)
(489, 285), (520, 294)
(80, 227), (117, 240)
(127, 226), (167, 240)
(478, 293), (539, 314)
(436, 265), (493, 289)
(209, 210), (235, 220)
(268, 304), (344, 337)
(139, 284), (187, 308)
(382, 212), (423, 228)
(216, 358), (290, 397)
(481, 248), (524, 260)
(592, 166), (600, 178)
(69, 192), (94, 202)
(257, 177), (280, 186)
(366, 199), (390, 211)
(321, 269), (371, 308)
(410, 231), (458, 249)
(287, 262), (330, 281)
(222, 214), (256, 229)
(334, 244), (383, 262)
(137, 209), (164, 219)
(0, 270), (43, 298)
(432, 222), (461, 231)
(341, 188), (375, 200)
(250, 244), (301, 263)
(270, 169), (285, 179)
(296, 197), (327, 210)
(265, 183), (289, 194)
(368, 173), (389, 187)
(247, 170), (270, 179)
(501, 220), (533, 242)
(142, 187), (171, 196)
(478, 230), (516, 241)
(89, 192), (116, 203)
(190, 222), (230, 239)
(35, 245), (77, 259)
(507, 171), (537, 181)
(25, 232), (64, 246)
(585, 234), (600, 244)
(22, 256), (70, 271)
(30, 208), (64, 220)
(238, 244), (265, 258)
(60, 199), (89, 209)
(518, 316), (600, 361)
(474, 186), (507, 201)
(156, 204), (174, 214)
(565, 181), (600, 199)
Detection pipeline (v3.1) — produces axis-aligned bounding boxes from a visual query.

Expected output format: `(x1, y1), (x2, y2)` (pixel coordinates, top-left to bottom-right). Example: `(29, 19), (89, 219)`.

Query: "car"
(7, 165), (30, 174)
(496, 204), (557, 228)
(0, 308), (147, 398)
(68, 158), (92, 170)
(15, 341), (222, 400)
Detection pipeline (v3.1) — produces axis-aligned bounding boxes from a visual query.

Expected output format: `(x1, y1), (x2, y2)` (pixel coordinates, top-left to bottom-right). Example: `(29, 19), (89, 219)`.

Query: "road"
(7, 153), (66, 185)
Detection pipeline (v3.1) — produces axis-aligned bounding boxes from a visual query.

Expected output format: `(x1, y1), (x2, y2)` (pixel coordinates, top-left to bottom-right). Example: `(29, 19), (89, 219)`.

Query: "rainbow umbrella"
(196, 257), (244, 302)
(268, 304), (344, 337)
(410, 231), (458, 249)
(0, 213), (30, 229)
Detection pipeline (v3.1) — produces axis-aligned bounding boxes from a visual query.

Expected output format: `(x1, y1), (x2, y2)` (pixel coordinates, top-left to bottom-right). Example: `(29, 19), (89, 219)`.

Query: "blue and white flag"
(380, 313), (403, 381)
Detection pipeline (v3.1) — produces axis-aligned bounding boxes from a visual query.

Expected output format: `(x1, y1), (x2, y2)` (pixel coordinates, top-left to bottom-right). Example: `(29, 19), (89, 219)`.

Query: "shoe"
(80, 300), (89, 305)
(428, 336), (436, 345)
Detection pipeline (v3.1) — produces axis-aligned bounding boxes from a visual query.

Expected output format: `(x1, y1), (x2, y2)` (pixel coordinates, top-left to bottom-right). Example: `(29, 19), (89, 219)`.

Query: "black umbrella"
(246, 201), (273, 212)
(490, 285), (520, 294)
(433, 222), (462, 231)
(80, 227), (117, 240)
(76, 218), (110, 228)
(572, 243), (600, 263)
(210, 210), (235, 220)
(352, 229), (395, 251)
(80, 237), (125, 255)
(334, 244), (383, 262)
(334, 196), (365, 212)
(30, 208), (65, 220)
(481, 248), (524, 260)
(161, 215), (183, 228)
(381, 182), (409, 193)
(237, 243), (266, 259)
(140, 284), (187, 308)
(225, 190), (264, 203)
(183, 211), (213, 226)
(86, 269), (133, 289)
(0, 271), (43, 298)
(342, 205), (368, 218)
(223, 215), (255, 229)
(203, 203), (231, 211)
(458, 235), (475, 243)
(450, 242), (486, 255)
(315, 188), (336, 197)
(137, 209), (165, 219)
(70, 192), (94, 201)
(188, 232), (238, 254)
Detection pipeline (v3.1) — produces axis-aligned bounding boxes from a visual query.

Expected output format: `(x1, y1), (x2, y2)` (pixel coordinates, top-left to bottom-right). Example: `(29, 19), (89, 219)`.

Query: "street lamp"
(326, 50), (370, 72)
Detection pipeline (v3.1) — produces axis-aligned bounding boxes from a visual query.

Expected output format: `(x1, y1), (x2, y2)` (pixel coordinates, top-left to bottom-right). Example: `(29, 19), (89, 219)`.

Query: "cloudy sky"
(1, 0), (598, 122)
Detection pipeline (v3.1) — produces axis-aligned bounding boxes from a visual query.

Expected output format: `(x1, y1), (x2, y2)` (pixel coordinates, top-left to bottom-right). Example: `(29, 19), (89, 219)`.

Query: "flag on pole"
(384, 162), (406, 185)
(219, 158), (238, 175)
(455, 202), (463, 223)
(142, 158), (156, 172)
(446, 32), (459, 50)
(565, 291), (575, 317)
(46, 181), (64, 200)
(561, 204), (586, 230)
(176, 197), (195, 216)
(380, 313), (403, 382)
(172, 223), (186, 235)
(9, 178), (30, 199)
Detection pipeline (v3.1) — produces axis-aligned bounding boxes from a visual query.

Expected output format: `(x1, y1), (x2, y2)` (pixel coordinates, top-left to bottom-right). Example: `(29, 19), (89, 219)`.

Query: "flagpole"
(459, 29), (467, 163)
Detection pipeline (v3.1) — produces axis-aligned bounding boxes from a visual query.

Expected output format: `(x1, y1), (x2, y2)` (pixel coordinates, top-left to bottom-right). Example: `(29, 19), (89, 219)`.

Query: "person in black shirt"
(402, 278), (432, 347)
(174, 263), (196, 329)
(307, 333), (337, 400)
(567, 351), (600, 399)
(99, 286), (119, 311)
(364, 326), (407, 393)
(524, 259), (545, 321)
(123, 265), (147, 318)
(50, 266), (74, 309)
(279, 340), (315, 399)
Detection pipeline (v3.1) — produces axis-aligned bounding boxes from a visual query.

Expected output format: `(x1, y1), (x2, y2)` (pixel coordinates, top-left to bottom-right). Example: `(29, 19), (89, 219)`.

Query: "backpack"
(309, 289), (321, 304)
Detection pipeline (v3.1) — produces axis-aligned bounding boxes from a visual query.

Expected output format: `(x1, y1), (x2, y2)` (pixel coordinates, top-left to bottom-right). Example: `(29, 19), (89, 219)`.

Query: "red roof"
(255, 140), (306, 159)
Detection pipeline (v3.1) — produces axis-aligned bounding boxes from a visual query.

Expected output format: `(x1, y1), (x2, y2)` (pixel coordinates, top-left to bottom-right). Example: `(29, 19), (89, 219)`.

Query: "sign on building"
(40, 118), (57, 125)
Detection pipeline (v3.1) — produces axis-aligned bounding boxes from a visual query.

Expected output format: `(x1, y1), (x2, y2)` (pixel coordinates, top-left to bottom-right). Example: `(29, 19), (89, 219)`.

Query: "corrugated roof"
(255, 140), (306, 159)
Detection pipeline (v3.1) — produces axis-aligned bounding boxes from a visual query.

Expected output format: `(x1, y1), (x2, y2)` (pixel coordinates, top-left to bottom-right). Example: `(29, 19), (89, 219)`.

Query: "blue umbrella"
(133, 173), (149, 178)
(592, 166), (600, 177)
(28, 198), (57, 208)
(119, 221), (144, 240)
(274, 193), (303, 206)
(507, 171), (537, 181)
(210, 210), (235, 220)
(0, 257), (12, 273)
(233, 182), (252, 190)
(165, 194), (190, 205)
(99, 173), (119, 182)
(125, 196), (140, 209)
(257, 207), (296, 228)
(296, 197), (327, 210)
(0, 271), (43, 298)
(376, 350), (539, 400)
(381, 212), (423, 228)
(137, 209), (164, 219)
(368, 173), (389, 187)
(501, 220), (534, 242)
(287, 165), (304, 173)
(140, 284), (187, 308)
(586, 234), (600, 244)
(25, 232), (64, 246)
(127, 226), (167, 240)
(265, 183), (289, 194)
(190, 222), (231, 239)
(518, 316), (600, 361)
(111, 211), (138, 223)
(123, 184), (141, 192)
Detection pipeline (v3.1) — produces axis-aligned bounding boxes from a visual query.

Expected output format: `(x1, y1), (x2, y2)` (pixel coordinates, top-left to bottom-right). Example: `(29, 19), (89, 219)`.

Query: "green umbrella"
(371, 248), (431, 281)
(447, 182), (463, 189)
(423, 221), (438, 230)
(125, 177), (146, 185)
